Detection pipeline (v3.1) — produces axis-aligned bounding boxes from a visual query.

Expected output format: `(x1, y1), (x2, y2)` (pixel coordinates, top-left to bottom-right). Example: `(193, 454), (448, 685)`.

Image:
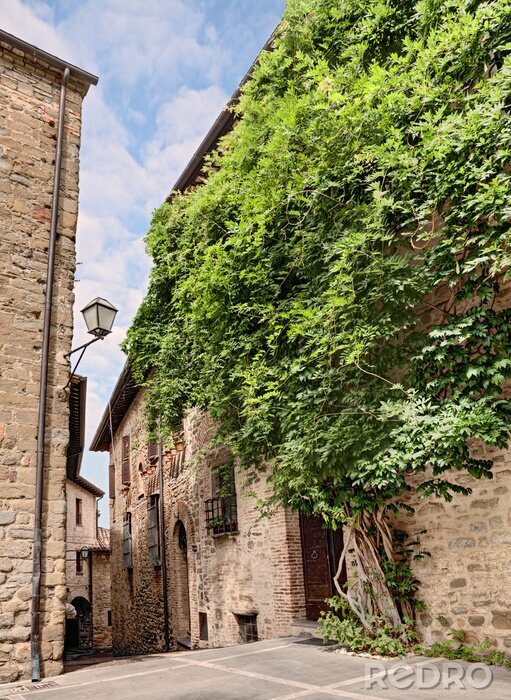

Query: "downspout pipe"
(31, 66), (70, 683)
(158, 439), (170, 652)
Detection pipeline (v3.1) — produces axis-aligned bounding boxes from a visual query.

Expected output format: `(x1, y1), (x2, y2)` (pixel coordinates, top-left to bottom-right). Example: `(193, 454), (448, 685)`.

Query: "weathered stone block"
(0, 511), (15, 525)
(492, 611), (511, 629)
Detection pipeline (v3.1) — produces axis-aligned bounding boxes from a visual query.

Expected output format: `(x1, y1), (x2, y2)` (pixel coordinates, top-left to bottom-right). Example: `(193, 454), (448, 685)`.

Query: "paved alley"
(1, 637), (511, 700)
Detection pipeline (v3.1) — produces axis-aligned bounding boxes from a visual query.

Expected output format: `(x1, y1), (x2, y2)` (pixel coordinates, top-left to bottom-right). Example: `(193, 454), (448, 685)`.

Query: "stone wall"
(0, 39), (90, 681)
(108, 390), (167, 656)
(65, 480), (111, 651)
(108, 391), (306, 656)
(106, 291), (511, 656)
(171, 408), (306, 649)
(392, 284), (511, 652)
(66, 480), (98, 604)
(395, 443), (511, 651)
(91, 551), (112, 650)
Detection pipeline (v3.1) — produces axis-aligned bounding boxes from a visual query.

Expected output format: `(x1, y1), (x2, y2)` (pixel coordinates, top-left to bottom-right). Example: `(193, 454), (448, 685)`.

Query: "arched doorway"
(173, 520), (191, 646)
(66, 596), (92, 651)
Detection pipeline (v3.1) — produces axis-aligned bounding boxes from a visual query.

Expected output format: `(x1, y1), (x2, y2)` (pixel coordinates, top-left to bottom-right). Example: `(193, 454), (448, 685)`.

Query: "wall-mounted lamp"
(81, 297), (117, 338)
(64, 297), (118, 387)
(80, 546), (90, 560)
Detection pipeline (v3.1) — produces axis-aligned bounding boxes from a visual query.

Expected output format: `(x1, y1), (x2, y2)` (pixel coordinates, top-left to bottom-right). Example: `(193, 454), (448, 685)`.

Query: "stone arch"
(174, 500), (195, 544)
(168, 500), (198, 648)
(66, 596), (92, 651)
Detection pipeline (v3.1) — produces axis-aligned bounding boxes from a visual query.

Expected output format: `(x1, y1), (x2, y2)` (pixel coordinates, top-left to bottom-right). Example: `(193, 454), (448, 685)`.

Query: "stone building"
(91, 370), (342, 655)
(91, 33), (511, 657)
(0, 31), (97, 681)
(65, 377), (111, 653)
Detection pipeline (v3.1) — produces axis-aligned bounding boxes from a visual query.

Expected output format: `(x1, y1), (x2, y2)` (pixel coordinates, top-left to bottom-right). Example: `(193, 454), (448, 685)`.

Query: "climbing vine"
(125, 0), (511, 632)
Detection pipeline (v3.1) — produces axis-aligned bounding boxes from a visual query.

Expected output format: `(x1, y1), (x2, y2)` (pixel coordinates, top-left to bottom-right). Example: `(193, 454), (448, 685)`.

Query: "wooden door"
(300, 514), (345, 621)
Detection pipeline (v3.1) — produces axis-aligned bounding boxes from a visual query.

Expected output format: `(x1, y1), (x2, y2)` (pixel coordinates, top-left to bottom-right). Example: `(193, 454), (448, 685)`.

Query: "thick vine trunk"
(333, 507), (407, 632)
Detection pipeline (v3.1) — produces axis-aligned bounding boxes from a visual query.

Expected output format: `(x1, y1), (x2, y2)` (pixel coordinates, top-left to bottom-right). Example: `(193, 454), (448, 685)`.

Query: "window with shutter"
(147, 441), (158, 463)
(121, 435), (130, 484)
(147, 494), (161, 566)
(109, 463), (115, 499)
(123, 512), (132, 569)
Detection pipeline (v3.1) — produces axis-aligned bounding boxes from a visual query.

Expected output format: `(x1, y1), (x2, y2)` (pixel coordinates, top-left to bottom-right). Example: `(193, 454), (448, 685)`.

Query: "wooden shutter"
(123, 513), (132, 569)
(121, 436), (130, 484)
(109, 463), (115, 499)
(147, 495), (160, 566)
(148, 441), (158, 462)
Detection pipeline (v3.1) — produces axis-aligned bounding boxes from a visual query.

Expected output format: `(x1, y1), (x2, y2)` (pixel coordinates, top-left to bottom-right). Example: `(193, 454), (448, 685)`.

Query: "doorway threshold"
(177, 637), (192, 650)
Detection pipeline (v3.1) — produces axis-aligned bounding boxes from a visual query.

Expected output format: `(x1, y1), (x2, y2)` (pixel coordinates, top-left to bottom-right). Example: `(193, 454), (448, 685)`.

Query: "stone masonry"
(104, 389), (306, 656)
(65, 479), (111, 651)
(392, 282), (511, 652)
(103, 365), (511, 655)
(0, 34), (95, 681)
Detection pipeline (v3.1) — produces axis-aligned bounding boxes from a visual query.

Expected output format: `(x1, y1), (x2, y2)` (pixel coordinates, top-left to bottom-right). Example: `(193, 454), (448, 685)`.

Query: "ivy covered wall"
(124, 0), (511, 647)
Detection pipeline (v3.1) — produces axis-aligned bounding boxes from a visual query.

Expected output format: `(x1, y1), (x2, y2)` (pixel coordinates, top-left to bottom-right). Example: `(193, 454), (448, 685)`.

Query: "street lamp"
(64, 297), (118, 386)
(81, 297), (117, 338)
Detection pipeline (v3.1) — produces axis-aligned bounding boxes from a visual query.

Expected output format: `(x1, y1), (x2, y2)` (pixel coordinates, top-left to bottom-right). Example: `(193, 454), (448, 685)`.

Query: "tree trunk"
(333, 507), (403, 632)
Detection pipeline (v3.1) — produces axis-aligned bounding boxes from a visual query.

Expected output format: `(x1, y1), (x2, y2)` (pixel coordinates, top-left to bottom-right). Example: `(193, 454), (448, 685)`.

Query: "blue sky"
(2, 0), (285, 524)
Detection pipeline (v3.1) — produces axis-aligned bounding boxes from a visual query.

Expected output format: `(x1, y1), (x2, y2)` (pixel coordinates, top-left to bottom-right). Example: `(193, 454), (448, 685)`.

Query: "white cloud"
(143, 84), (228, 198)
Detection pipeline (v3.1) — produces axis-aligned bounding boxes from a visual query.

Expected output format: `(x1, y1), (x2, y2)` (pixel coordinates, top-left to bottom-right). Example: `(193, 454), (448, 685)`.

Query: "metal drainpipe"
(158, 440), (170, 652)
(31, 66), (70, 683)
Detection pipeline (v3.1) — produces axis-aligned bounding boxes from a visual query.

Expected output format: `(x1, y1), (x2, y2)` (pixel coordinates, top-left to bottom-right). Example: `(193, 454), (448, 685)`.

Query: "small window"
(199, 612), (208, 641)
(107, 610), (112, 627)
(148, 494), (161, 566)
(205, 462), (237, 535)
(123, 512), (133, 569)
(235, 613), (258, 643)
(75, 498), (82, 526)
(122, 436), (130, 484)
(75, 551), (83, 574)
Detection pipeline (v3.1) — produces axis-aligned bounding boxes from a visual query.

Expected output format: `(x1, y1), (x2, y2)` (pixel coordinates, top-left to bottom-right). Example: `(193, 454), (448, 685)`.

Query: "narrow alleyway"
(1, 637), (510, 699)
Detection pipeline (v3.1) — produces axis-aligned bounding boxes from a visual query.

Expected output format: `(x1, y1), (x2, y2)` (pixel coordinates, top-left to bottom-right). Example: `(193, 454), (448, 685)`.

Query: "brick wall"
(0, 40), (89, 681)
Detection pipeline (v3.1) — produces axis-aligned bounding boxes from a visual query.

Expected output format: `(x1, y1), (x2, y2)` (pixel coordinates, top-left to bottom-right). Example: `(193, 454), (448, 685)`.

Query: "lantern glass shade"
(80, 547), (89, 560)
(81, 297), (117, 338)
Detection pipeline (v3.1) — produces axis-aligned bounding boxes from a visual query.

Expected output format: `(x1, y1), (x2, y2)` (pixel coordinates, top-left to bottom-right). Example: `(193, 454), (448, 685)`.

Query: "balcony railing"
(204, 496), (238, 535)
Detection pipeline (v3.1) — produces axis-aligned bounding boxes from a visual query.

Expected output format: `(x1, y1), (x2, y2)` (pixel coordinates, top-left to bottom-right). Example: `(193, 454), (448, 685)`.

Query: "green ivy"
(125, 0), (511, 531)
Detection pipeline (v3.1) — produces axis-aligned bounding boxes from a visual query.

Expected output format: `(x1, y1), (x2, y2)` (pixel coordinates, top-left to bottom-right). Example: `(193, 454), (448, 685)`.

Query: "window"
(148, 441), (158, 463)
(123, 512), (133, 569)
(147, 494), (161, 566)
(107, 610), (112, 627)
(199, 612), (208, 641)
(204, 462), (237, 535)
(75, 498), (82, 526)
(109, 463), (115, 499)
(75, 551), (83, 574)
(235, 613), (258, 643)
(121, 436), (130, 484)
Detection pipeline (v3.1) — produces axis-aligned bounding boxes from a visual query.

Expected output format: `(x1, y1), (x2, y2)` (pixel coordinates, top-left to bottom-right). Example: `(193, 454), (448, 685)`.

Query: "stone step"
(290, 620), (323, 640)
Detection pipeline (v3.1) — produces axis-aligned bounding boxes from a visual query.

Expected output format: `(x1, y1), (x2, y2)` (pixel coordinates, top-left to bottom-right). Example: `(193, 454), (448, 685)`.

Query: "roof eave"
(0, 29), (98, 87)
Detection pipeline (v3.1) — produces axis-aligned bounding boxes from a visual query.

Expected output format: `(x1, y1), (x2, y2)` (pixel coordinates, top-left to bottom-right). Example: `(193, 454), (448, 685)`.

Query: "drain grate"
(1, 681), (59, 697)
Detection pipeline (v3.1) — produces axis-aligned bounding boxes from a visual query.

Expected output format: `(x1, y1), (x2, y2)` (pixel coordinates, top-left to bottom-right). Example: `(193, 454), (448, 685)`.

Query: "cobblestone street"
(2, 638), (511, 700)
